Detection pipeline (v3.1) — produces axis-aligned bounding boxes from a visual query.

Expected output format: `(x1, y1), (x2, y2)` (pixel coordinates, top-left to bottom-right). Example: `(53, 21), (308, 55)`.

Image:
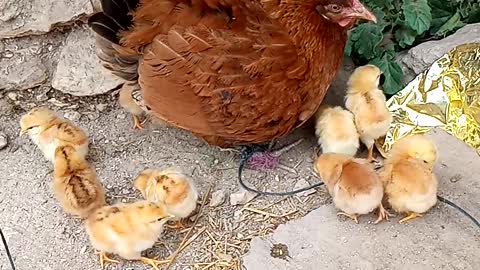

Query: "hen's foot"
(399, 212), (423, 224)
(337, 212), (359, 224)
(374, 204), (393, 224)
(95, 251), (119, 269)
(132, 114), (144, 130)
(140, 256), (170, 270)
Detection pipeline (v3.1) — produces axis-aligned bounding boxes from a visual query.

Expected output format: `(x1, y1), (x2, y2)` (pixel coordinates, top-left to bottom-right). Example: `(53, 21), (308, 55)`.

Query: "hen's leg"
(337, 212), (359, 224)
(399, 212), (423, 224)
(139, 257), (170, 270)
(95, 251), (119, 269)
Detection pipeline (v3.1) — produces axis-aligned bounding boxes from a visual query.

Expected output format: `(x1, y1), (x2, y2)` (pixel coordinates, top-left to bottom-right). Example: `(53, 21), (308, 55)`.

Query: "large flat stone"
(243, 129), (480, 270)
(0, 0), (93, 39)
(51, 26), (124, 96)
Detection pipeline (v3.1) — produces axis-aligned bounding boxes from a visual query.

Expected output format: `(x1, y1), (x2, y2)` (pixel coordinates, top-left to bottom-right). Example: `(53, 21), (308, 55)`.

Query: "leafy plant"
(345, 0), (480, 96)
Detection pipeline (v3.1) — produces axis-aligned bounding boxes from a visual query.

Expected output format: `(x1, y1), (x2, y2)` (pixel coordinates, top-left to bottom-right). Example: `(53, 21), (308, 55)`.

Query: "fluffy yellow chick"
(53, 145), (106, 218)
(314, 105), (360, 156)
(118, 81), (149, 130)
(381, 135), (438, 224)
(345, 65), (392, 161)
(134, 168), (199, 228)
(19, 107), (88, 162)
(85, 201), (174, 269)
(314, 153), (389, 224)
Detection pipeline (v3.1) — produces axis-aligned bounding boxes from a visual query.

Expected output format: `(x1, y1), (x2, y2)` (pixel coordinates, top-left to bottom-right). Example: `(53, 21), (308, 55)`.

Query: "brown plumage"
(88, 0), (376, 146)
(53, 145), (106, 218)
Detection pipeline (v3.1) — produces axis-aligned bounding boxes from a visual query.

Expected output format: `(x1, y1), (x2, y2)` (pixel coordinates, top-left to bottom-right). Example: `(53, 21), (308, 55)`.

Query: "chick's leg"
(165, 220), (185, 229)
(374, 204), (393, 224)
(95, 251), (119, 269)
(399, 212), (423, 224)
(132, 114), (144, 130)
(139, 257), (170, 270)
(337, 212), (359, 224)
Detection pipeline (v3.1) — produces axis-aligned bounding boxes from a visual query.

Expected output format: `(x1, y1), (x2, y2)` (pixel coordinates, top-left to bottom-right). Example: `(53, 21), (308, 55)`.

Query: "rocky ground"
(1, 1), (479, 270)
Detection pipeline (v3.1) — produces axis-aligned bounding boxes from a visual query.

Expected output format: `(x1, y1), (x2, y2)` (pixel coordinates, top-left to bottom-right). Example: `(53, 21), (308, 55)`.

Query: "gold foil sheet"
(376, 43), (480, 157)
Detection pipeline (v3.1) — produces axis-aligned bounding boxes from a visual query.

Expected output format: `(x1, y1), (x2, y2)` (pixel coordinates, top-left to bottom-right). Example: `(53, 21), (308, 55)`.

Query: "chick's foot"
(165, 220), (185, 229)
(140, 256), (170, 270)
(399, 212), (423, 224)
(374, 204), (393, 224)
(132, 114), (144, 130)
(95, 251), (119, 269)
(337, 212), (359, 224)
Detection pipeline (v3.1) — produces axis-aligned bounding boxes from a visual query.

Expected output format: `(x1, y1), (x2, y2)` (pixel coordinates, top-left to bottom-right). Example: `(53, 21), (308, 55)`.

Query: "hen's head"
(316, 0), (376, 28)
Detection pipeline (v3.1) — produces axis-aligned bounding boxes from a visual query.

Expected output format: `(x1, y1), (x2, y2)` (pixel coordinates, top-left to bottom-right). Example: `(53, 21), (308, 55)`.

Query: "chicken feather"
(89, 0), (376, 146)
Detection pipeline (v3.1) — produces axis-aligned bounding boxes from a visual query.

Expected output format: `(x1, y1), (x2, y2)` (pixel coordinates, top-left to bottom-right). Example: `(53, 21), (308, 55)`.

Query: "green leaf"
(348, 23), (384, 60)
(434, 11), (465, 36)
(402, 0), (432, 34)
(344, 34), (353, 56)
(369, 52), (404, 95)
(394, 26), (417, 48)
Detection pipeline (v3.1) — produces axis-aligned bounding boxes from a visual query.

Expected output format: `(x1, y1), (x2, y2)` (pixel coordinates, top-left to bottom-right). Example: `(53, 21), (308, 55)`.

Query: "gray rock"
(63, 111), (81, 122)
(398, 23), (480, 82)
(230, 189), (257, 206)
(0, 52), (48, 91)
(0, 132), (7, 150)
(51, 26), (124, 96)
(293, 178), (316, 197)
(209, 190), (226, 207)
(0, 0), (93, 38)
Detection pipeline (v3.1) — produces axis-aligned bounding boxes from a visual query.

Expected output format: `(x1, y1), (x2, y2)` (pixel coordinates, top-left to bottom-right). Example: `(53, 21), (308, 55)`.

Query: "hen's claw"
(140, 256), (170, 270)
(337, 212), (359, 224)
(95, 251), (119, 269)
(399, 212), (423, 224)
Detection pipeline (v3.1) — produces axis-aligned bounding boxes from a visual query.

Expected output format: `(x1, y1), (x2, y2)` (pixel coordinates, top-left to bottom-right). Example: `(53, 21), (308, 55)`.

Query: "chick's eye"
(328, 4), (341, 13)
(423, 160), (428, 163)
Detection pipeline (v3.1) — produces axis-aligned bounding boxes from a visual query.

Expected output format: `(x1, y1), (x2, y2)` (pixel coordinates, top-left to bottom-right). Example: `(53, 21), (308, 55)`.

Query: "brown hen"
(88, 0), (375, 146)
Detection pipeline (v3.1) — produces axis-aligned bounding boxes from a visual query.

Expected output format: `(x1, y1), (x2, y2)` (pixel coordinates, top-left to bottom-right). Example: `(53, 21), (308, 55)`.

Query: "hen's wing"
(122, 0), (307, 144)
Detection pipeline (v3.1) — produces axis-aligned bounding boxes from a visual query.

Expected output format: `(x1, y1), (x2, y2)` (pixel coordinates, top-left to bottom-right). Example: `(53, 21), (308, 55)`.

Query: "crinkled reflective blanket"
(376, 43), (480, 157)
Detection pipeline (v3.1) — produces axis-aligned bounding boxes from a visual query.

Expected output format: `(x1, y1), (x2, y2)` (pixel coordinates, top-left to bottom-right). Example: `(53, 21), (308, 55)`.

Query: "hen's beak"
(350, 0), (377, 23)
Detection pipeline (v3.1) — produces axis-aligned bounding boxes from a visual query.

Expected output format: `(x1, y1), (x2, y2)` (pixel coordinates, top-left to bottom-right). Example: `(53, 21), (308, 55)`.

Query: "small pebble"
(230, 189), (256, 206)
(96, 103), (107, 112)
(80, 246), (87, 254)
(209, 190), (226, 207)
(7, 92), (17, 101)
(116, 113), (126, 119)
(0, 132), (8, 150)
(63, 111), (81, 122)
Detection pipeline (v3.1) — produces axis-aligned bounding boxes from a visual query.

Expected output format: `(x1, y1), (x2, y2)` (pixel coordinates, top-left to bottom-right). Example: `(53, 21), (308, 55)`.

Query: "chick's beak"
(349, 0), (377, 23)
(19, 128), (27, 136)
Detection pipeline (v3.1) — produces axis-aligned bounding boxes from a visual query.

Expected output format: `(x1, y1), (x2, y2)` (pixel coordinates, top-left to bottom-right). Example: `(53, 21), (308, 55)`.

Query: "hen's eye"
(329, 4), (341, 13)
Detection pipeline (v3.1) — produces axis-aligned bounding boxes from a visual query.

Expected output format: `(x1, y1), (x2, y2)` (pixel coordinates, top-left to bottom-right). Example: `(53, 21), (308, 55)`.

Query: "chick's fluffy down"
(381, 135), (438, 214)
(20, 107), (88, 162)
(85, 201), (171, 260)
(315, 106), (359, 156)
(345, 65), (392, 148)
(134, 168), (198, 219)
(314, 153), (383, 216)
(53, 145), (105, 218)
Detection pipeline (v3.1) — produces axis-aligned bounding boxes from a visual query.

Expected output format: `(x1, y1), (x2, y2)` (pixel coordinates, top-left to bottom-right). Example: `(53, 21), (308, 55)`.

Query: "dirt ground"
(0, 87), (337, 270)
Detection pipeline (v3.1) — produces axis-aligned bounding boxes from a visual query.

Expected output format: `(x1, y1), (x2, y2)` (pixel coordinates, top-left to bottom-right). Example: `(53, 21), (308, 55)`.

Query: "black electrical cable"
(237, 144), (479, 228)
(437, 195), (480, 228)
(237, 145), (324, 196)
(0, 228), (16, 270)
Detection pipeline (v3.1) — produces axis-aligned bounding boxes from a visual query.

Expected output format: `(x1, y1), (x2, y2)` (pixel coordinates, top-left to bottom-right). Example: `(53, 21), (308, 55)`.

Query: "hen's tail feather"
(88, 0), (141, 81)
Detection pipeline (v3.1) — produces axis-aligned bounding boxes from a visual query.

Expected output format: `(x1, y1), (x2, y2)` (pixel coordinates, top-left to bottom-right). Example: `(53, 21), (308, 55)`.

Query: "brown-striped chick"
(19, 107), (88, 162)
(345, 65), (392, 162)
(314, 105), (360, 156)
(314, 153), (389, 223)
(85, 201), (174, 269)
(118, 81), (149, 130)
(381, 135), (438, 224)
(134, 168), (199, 229)
(53, 145), (105, 218)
